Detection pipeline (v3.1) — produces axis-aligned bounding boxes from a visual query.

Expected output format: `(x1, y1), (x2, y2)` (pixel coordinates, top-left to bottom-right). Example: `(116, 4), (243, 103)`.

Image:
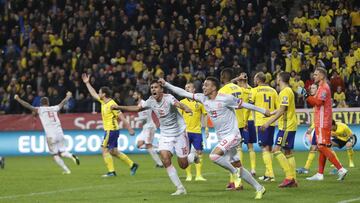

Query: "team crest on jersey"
(195, 102), (199, 109)
(282, 96), (288, 104)
(321, 92), (327, 100)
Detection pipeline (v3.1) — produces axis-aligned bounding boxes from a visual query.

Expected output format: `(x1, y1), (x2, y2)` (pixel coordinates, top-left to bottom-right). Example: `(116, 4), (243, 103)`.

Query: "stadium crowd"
(1, 0), (360, 114)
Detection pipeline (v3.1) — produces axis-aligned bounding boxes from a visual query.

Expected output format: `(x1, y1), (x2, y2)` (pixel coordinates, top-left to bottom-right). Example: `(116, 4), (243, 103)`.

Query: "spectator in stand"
(333, 86), (347, 108)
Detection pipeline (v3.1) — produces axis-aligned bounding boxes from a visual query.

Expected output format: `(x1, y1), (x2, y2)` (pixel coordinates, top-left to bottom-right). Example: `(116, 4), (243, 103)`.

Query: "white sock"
(53, 155), (70, 173)
(148, 148), (163, 166)
(210, 154), (237, 174)
(166, 165), (184, 189)
(60, 151), (73, 159)
(240, 167), (262, 191)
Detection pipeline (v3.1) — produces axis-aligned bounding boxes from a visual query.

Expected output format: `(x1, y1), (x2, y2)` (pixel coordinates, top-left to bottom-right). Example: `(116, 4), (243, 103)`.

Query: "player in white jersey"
(111, 80), (197, 196)
(133, 90), (163, 168)
(14, 92), (80, 174)
(160, 77), (268, 200)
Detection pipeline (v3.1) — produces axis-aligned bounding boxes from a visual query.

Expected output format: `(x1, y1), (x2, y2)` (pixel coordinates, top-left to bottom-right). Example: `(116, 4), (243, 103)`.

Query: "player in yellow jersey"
(251, 72), (278, 182)
(180, 82), (209, 182)
(261, 72), (297, 187)
(219, 68), (245, 190)
(82, 73), (139, 177)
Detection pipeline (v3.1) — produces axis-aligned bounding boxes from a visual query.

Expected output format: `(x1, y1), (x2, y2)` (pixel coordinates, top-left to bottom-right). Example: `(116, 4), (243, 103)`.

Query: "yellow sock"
(304, 151), (316, 170)
(286, 154), (296, 179)
(249, 150), (256, 171)
(103, 153), (115, 172)
(195, 154), (203, 177)
(274, 151), (293, 179)
(186, 165), (192, 177)
(229, 173), (234, 183)
(237, 145), (243, 164)
(347, 148), (354, 163)
(263, 151), (274, 177)
(116, 152), (134, 168)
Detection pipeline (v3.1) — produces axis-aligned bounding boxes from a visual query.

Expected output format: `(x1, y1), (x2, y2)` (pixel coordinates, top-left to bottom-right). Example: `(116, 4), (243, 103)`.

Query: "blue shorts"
(188, 132), (203, 151)
(242, 121), (257, 144)
(311, 131), (317, 145)
(275, 130), (296, 149)
(257, 126), (275, 147)
(102, 130), (119, 149)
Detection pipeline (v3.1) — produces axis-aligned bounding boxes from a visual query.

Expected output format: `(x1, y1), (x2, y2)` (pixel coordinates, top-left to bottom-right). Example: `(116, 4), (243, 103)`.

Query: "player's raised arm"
(57, 91), (72, 109)
(159, 78), (201, 102)
(14, 94), (37, 112)
(82, 73), (100, 100)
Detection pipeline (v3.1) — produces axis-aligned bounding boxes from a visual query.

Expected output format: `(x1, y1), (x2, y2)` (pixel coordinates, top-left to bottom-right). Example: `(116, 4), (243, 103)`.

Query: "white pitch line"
(338, 197), (360, 203)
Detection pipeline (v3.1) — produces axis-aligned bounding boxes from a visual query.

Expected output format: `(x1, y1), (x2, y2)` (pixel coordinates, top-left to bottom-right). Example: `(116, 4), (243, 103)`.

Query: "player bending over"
(133, 90), (163, 168)
(14, 92), (80, 174)
(111, 80), (197, 196)
(161, 77), (268, 200)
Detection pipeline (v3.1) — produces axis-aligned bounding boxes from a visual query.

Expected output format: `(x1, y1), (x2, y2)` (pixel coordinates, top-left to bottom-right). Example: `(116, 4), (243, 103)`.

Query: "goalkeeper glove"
(297, 87), (309, 98)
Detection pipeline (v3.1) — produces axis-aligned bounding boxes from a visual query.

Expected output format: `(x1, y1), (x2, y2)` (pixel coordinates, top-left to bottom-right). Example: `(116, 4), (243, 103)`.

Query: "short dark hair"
(221, 68), (234, 80)
(278, 71), (290, 84)
(150, 79), (161, 86)
(255, 72), (266, 83)
(40, 97), (49, 106)
(100, 86), (112, 98)
(206, 76), (220, 90)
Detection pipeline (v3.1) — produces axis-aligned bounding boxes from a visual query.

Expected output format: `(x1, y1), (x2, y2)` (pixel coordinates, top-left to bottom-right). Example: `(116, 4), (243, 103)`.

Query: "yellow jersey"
(251, 85), (278, 126)
(278, 87), (297, 131)
(332, 122), (353, 142)
(219, 83), (246, 128)
(243, 86), (254, 122)
(334, 92), (346, 103)
(179, 98), (206, 134)
(99, 99), (120, 131)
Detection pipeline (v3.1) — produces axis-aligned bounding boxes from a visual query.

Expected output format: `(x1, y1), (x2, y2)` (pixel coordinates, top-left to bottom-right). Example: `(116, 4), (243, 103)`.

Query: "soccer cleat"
(251, 169), (256, 177)
(171, 187), (187, 196)
(233, 172), (244, 191)
(278, 178), (296, 188)
(63, 171), (71, 175)
(255, 186), (266, 200)
(186, 176), (192, 181)
(155, 164), (164, 168)
(0, 157), (4, 169)
(226, 182), (235, 190)
(195, 176), (207, 181)
(329, 168), (338, 175)
(337, 168), (348, 181)
(258, 176), (275, 182)
(349, 161), (355, 168)
(296, 167), (309, 174)
(130, 163), (139, 176)
(306, 173), (324, 181)
(72, 154), (80, 165)
(102, 171), (117, 177)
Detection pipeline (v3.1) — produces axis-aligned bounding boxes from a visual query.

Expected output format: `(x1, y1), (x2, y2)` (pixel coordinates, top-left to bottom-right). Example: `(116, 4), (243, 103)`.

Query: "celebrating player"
(261, 72), (298, 187)
(111, 80), (196, 196)
(82, 73), (139, 178)
(14, 92), (80, 174)
(133, 90), (163, 168)
(161, 77), (268, 200)
(298, 67), (348, 181)
(180, 82), (208, 182)
(251, 72), (278, 182)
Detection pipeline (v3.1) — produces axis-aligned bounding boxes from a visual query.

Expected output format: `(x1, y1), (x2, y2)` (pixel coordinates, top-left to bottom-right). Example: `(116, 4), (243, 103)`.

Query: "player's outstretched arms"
(58, 91), (72, 109)
(14, 95), (37, 112)
(260, 105), (286, 131)
(119, 112), (135, 135)
(82, 73), (100, 100)
(239, 101), (270, 117)
(159, 78), (200, 102)
(111, 104), (143, 112)
(175, 102), (193, 114)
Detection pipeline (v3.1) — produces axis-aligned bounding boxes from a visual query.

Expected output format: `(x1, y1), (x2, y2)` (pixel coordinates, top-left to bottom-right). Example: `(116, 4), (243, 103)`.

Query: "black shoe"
(72, 154), (80, 165)
(155, 164), (164, 168)
(130, 163), (139, 176)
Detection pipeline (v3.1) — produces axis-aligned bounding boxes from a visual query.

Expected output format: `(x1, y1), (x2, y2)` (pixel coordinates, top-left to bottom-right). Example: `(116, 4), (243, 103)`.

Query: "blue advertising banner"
(0, 126), (359, 156)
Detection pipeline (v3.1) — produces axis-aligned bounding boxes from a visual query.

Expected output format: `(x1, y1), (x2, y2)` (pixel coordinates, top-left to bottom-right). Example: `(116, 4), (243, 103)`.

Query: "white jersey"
(138, 100), (156, 129)
(37, 106), (64, 138)
(141, 94), (186, 137)
(194, 93), (240, 140)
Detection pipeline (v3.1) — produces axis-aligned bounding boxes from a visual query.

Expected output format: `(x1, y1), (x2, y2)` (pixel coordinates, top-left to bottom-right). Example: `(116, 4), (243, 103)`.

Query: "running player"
(161, 77), (268, 200)
(133, 90), (163, 168)
(298, 67), (348, 181)
(251, 72), (278, 182)
(14, 92), (80, 174)
(111, 80), (196, 196)
(180, 82), (208, 182)
(261, 72), (297, 187)
(82, 74), (139, 177)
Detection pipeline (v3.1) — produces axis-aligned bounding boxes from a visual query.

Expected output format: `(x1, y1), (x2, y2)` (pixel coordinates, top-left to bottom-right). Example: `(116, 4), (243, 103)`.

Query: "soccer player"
(133, 90), (163, 168)
(82, 74), (139, 177)
(251, 72), (278, 182)
(0, 157), (4, 169)
(111, 80), (196, 196)
(219, 68), (246, 189)
(260, 72), (297, 187)
(180, 82), (208, 182)
(298, 67), (348, 181)
(14, 92), (80, 174)
(161, 77), (268, 200)
(331, 120), (356, 168)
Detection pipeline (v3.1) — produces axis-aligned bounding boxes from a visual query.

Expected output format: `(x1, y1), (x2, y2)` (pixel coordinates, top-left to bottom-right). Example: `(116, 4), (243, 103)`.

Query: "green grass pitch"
(0, 151), (358, 203)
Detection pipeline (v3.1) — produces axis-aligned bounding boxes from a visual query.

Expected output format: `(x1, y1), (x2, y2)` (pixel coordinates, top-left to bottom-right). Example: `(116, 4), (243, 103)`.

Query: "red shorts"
(315, 127), (331, 145)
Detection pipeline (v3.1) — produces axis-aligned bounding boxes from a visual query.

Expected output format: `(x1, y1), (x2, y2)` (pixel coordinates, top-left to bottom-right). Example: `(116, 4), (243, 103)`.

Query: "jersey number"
(263, 95), (272, 109)
(47, 112), (56, 122)
(210, 110), (218, 118)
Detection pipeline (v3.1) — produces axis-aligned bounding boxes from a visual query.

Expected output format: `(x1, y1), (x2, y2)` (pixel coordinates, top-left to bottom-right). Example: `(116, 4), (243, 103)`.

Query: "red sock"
(318, 146), (342, 170)
(318, 153), (326, 174)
